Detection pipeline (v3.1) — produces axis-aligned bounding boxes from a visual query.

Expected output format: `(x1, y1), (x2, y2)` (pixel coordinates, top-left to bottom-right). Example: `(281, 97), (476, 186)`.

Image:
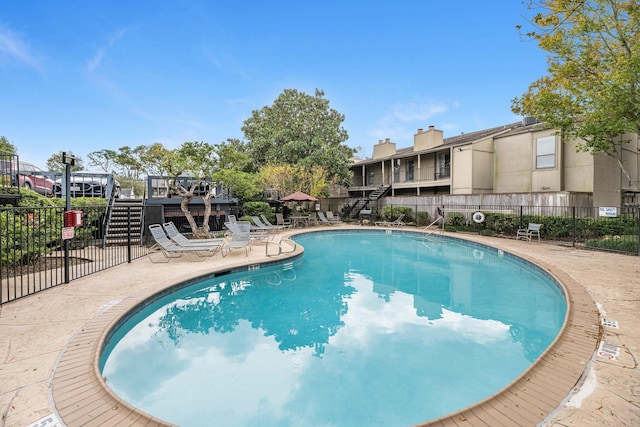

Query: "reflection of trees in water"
(155, 266), (356, 356)
(509, 323), (552, 362)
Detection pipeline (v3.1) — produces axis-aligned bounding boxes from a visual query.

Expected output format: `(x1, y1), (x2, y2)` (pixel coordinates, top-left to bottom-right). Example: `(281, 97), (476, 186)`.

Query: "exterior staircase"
(103, 199), (144, 246)
(347, 185), (391, 218)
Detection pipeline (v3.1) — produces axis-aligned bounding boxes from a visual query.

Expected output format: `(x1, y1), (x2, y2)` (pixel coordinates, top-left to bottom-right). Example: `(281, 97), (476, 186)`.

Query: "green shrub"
(446, 212), (465, 227)
(0, 206), (63, 265)
(381, 206), (413, 222)
(242, 201), (273, 221)
(415, 211), (431, 226)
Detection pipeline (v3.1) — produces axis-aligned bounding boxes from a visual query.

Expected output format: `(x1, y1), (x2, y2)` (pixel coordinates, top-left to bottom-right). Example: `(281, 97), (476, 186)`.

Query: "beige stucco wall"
(562, 138), (594, 193)
(593, 151), (623, 207)
(494, 131), (534, 193)
(373, 139), (396, 159)
(452, 147), (472, 194)
(414, 127), (444, 151)
(620, 133), (640, 192)
(472, 137), (495, 193)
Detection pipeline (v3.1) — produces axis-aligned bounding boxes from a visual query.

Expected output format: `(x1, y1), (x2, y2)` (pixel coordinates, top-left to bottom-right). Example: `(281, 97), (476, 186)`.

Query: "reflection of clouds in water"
(110, 320), (316, 426)
(432, 309), (509, 344)
(333, 273), (509, 350)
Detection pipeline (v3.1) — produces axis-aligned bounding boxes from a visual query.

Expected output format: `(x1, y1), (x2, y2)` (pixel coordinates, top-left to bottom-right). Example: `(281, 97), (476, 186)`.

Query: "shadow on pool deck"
(2, 225), (639, 426)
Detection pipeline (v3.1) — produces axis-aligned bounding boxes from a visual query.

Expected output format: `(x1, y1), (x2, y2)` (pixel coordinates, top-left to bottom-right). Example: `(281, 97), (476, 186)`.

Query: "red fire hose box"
(64, 210), (83, 227)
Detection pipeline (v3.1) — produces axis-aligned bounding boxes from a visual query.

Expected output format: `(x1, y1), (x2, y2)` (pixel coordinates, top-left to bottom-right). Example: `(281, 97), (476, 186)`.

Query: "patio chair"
(307, 212), (319, 226)
(317, 211), (337, 226)
(325, 211), (341, 223)
(516, 223), (542, 241)
(251, 216), (283, 232)
(275, 212), (291, 228)
(162, 222), (225, 247)
(222, 221), (253, 256)
(148, 224), (221, 263)
(260, 214), (286, 230)
(375, 214), (406, 227)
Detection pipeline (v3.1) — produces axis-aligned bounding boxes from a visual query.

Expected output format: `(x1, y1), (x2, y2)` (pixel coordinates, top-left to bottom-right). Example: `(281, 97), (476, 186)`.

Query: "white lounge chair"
(317, 211), (337, 226)
(148, 224), (221, 263)
(162, 222), (225, 247)
(375, 214), (406, 227)
(260, 214), (286, 230)
(325, 211), (341, 223)
(251, 216), (283, 232)
(223, 221), (253, 256)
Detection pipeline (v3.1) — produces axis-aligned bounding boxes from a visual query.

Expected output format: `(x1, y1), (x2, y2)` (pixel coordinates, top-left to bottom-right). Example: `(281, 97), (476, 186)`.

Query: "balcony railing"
(351, 165), (450, 188)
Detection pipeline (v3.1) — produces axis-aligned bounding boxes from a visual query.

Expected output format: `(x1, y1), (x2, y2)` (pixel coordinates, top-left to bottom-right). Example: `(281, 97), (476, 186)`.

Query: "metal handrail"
(422, 216), (444, 235)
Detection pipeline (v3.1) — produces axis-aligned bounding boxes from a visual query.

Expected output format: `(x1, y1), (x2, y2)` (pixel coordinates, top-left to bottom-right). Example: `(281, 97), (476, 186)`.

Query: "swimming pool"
(100, 230), (567, 426)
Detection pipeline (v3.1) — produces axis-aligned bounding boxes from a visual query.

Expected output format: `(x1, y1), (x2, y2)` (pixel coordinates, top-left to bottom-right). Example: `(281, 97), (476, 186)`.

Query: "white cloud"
(390, 101), (449, 122)
(85, 28), (127, 74)
(86, 48), (105, 73)
(368, 99), (457, 144)
(0, 25), (40, 67)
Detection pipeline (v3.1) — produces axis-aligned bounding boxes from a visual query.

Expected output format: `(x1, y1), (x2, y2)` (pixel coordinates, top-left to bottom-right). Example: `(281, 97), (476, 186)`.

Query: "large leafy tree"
(137, 140), (262, 237)
(242, 88), (354, 189)
(0, 136), (17, 154)
(212, 138), (264, 203)
(259, 164), (330, 198)
(512, 0), (640, 178)
(46, 151), (84, 172)
(142, 141), (220, 237)
(87, 149), (118, 173)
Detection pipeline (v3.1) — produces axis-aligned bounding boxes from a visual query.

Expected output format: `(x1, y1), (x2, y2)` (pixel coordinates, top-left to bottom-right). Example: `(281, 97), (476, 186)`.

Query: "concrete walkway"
(1, 227), (639, 426)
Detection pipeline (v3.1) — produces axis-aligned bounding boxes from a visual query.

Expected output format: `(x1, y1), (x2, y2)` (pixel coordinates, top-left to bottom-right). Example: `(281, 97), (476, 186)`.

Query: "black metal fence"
(321, 200), (640, 256)
(0, 205), (147, 305)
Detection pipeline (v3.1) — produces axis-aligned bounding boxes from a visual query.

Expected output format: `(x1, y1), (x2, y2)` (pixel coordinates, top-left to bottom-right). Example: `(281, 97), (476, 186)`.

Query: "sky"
(0, 1), (549, 169)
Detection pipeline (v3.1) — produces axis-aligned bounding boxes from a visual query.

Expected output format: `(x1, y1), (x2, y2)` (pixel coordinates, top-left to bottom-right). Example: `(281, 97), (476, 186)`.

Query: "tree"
(115, 146), (144, 180)
(46, 151), (84, 172)
(212, 138), (263, 203)
(0, 136), (17, 154)
(512, 0), (640, 178)
(259, 164), (330, 198)
(87, 149), (118, 173)
(136, 140), (262, 238)
(242, 88), (354, 187)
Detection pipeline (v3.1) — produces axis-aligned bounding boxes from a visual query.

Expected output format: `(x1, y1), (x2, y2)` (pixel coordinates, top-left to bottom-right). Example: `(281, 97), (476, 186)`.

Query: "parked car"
(18, 162), (55, 196)
(53, 172), (121, 199)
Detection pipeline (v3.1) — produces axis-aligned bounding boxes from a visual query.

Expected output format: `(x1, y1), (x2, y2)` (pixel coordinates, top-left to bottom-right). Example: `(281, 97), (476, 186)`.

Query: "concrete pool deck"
(1, 225), (638, 426)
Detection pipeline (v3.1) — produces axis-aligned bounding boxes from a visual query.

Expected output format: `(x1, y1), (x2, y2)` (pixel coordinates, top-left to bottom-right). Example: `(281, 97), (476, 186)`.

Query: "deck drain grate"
(597, 342), (620, 361)
(26, 413), (62, 427)
(602, 318), (619, 329)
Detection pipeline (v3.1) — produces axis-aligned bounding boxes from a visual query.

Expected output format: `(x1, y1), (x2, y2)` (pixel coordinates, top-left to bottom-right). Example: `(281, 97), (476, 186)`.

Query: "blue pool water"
(100, 230), (566, 426)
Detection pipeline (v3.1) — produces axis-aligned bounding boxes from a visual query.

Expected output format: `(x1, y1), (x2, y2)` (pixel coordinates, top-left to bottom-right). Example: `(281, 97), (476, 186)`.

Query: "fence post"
(572, 206), (576, 248)
(637, 207), (640, 256)
(127, 206), (132, 263)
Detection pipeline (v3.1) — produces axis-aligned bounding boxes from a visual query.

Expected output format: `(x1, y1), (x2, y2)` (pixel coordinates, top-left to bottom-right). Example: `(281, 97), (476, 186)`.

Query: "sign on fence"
(61, 226), (75, 240)
(598, 207), (618, 217)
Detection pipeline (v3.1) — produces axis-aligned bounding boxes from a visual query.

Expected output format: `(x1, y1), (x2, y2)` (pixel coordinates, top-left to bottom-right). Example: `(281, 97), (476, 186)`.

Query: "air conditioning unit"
(522, 116), (538, 126)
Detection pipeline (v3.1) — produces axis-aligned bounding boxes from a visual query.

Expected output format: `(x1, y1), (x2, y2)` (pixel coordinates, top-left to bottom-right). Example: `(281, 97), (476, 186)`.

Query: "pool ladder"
(265, 238), (298, 257)
(422, 216), (444, 235)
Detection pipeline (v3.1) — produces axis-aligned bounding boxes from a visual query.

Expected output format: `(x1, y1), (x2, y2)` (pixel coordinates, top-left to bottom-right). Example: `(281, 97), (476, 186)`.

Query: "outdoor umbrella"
(280, 191), (318, 202)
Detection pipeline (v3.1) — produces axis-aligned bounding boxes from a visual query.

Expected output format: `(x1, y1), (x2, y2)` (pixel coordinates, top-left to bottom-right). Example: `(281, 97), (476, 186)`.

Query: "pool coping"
(49, 228), (600, 426)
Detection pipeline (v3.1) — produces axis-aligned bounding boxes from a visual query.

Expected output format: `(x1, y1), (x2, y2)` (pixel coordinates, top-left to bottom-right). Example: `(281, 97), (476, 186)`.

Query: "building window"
(437, 152), (450, 178)
(536, 136), (556, 169)
(407, 159), (414, 181)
